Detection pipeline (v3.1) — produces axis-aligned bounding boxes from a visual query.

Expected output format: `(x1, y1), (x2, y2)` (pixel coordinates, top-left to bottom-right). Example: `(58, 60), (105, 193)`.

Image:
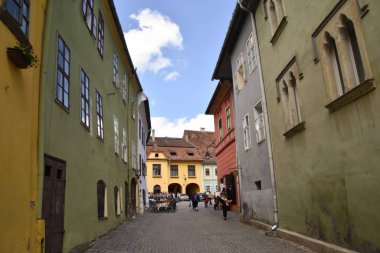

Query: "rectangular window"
(218, 118), (223, 141)
(206, 185), (210, 192)
(56, 36), (70, 109)
(113, 51), (118, 84)
(170, 151), (177, 156)
(226, 107), (231, 132)
(131, 95), (136, 119)
(114, 115), (119, 155)
(242, 114), (251, 150)
(254, 101), (265, 143)
(97, 12), (104, 56)
(5, 0), (30, 36)
(122, 128), (127, 162)
(153, 164), (161, 176)
(170, 165), (178, 177)
(246, 33), (257, 73)
(96, 91), (104, 140)
(139, 119), (142, 140)
(205, 168), (210, 177)
(80, 69), (90, 128)
(82, 0), (96, 37)
(188, 165), (195, 177)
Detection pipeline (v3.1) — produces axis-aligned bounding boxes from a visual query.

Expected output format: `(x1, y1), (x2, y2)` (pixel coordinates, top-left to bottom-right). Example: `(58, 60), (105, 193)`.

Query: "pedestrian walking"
(204, 194), (209, 208)
(219, 192), (229, 220)
(192, 193), (199, 211)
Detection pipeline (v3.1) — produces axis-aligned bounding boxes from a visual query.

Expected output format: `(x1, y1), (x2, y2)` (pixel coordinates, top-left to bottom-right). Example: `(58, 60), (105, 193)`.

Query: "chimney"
(200, 127), (205, 132)
(152, 129), (155, 141)
(185, 134), (188, 142)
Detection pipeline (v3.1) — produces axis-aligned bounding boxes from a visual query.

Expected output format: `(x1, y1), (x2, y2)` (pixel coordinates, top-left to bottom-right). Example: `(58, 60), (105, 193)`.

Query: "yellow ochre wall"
(0, 1), (46, 252)
(146, 152), (203, 194)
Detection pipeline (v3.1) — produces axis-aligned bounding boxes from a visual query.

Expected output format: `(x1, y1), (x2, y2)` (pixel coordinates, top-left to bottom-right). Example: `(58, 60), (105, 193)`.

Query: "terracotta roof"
(147, 137), (203, 161)
(183, 130), (216, 163)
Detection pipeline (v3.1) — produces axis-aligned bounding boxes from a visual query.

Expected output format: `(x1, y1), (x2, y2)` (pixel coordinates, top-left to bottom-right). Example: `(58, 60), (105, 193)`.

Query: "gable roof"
(147, 137), (203, 162)
(183, 130), (216, 163)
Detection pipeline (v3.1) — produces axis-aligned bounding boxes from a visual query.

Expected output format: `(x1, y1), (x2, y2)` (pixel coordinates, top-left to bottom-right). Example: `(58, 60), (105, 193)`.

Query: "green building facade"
(253, 0), (380, 252)
(38, 0), (141, 252)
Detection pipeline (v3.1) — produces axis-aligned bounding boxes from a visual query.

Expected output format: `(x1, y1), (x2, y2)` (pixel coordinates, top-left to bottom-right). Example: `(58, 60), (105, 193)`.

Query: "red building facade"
(206, 80), (239, 212)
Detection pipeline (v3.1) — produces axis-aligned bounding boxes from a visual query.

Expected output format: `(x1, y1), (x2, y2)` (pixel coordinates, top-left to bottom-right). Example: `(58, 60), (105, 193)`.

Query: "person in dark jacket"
(219, 192), (229, 220)
(192, 193), (199, 211)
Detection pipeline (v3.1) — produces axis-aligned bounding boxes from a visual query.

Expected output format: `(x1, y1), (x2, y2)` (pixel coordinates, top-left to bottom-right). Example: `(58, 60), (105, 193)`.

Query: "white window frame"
(114, 115), (119, 155)
(122, 128), (127, 162)
(253, 100), (265, 143)
(242, 114), (251, 151)
(246, 33), (257, 73)
(113, 51), (118, 84)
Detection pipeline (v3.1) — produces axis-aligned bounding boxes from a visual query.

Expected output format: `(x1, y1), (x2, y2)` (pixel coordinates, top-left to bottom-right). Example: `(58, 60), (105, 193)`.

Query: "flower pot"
(7, 47), (29, 69)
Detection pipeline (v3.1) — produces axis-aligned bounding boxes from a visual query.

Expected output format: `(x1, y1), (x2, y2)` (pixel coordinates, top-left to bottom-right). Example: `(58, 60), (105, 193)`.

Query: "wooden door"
(42, 155), (66, 253)
(131, 180), (137, 215)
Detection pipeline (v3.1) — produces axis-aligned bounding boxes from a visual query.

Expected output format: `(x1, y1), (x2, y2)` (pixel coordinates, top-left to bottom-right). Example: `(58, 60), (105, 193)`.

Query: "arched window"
(114, 186), (120, 216)
(153, 185), (161, 194)
(324, 32), (345, 97)
(339, 15), (365, 87)
(97, 180), (107, 219)
(290, 71), (302, 125)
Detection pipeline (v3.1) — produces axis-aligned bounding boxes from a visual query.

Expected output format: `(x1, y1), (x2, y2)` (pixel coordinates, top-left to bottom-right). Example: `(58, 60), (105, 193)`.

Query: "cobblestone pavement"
(85, 201), (312, 253)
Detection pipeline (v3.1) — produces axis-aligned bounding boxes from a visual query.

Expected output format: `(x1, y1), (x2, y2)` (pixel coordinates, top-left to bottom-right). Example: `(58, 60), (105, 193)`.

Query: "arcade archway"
(168, 183), (182, 194)
(185, 183), (200, 196)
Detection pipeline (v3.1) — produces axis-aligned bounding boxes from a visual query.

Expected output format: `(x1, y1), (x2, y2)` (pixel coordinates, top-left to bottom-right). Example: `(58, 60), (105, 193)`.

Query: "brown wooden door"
(42, 155), (66, 253)
(131, 180), (137, 215)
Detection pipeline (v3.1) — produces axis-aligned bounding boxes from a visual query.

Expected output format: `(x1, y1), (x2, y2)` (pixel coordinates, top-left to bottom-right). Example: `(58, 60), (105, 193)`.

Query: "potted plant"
(7, 43), (38, 69)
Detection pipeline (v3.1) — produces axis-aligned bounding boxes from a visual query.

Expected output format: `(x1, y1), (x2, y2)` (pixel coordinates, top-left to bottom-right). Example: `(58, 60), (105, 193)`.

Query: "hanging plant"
(7, 43), (38, 69)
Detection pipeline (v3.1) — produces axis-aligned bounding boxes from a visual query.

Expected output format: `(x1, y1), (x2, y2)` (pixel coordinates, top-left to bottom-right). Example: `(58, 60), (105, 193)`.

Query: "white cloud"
(151, 114), (215, 138)
(164, 71), (180, 81)
(124, 9), (183, 74)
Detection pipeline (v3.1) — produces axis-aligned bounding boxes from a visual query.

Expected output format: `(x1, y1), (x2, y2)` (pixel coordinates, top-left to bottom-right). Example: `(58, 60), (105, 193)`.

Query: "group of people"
(189, 188), (232, 220)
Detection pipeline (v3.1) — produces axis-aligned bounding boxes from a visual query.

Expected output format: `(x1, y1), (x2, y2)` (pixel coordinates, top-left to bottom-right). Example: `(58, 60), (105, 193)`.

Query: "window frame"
(218, 118), (223, 141)
(188, 165), (196, 177)
(80, 68), (90, 129)
(113, 115), (119, 155)
(122, 128), (127, 162)
(226, 107), (231, 132)
(170, 165), (179, 177)
(253, 100), (265, 143)
(242, 114), (251, 151)
(97, 11), (104, 57)
(56, 35), (70, 110)
(96, 91), (104, 140)
(4, 0), (30, 36)
(113, 51), (118, 84)
(246, 33), (257, 73)
(153, 164), (161, 177)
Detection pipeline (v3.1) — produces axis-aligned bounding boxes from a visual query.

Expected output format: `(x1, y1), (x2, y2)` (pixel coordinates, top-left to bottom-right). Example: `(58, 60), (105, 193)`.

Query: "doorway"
(42, 155), (66, 253)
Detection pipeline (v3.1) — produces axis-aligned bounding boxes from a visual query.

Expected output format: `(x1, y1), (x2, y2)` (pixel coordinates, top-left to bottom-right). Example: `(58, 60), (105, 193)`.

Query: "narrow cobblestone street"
(85, 202), (312, 253)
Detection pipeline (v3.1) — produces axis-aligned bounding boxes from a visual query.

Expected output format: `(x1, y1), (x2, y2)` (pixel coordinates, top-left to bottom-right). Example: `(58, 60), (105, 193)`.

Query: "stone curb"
(249, 220), (359, 253)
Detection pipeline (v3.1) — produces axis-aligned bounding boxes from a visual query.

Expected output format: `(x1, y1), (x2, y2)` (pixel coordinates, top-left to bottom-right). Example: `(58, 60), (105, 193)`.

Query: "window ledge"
(283, 121), (306, 139)
(170, 176), (179, 178)
(325, 79), (375, 113)
(270, 16), (287, 45)
(188, 176), (196, 178)
(98, 217), (108, 221)
(153, 176), (162, 178)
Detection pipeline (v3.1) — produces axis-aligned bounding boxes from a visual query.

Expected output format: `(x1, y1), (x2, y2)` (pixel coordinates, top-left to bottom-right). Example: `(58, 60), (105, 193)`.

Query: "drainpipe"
(237, 0), (279, 227)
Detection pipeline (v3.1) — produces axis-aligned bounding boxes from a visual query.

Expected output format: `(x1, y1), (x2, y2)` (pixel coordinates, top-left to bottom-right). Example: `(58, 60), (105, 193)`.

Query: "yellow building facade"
(0, 1), (46, 252)
(146, 137), (204, 195)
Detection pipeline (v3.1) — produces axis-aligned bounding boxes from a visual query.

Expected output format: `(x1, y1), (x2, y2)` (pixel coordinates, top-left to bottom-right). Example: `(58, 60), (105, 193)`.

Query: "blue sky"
(114, 0), (236, 137)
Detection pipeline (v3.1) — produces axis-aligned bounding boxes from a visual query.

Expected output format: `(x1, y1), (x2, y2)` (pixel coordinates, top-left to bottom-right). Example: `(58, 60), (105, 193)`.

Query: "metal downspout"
(237, 0), (279, 226)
